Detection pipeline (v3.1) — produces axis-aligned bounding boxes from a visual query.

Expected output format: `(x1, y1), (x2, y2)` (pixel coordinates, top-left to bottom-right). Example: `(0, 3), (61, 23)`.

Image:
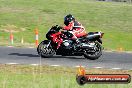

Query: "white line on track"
(6, 63), (18, 65)
(75, 66), (85, 68)
(111, 68), (121, 70)
(105, 51), (113, 53)
(50, 65), (60, 67)
(30, 64), (39, 66)
(7, 46), (14, 48)
(28, 47), (35, 48)
(93, 67), (103, 69)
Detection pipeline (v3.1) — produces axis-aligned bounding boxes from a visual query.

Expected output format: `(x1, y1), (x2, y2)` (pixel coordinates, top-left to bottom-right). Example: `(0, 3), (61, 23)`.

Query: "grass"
(0, 0), (132, 51)
(0, 64), (131, 88)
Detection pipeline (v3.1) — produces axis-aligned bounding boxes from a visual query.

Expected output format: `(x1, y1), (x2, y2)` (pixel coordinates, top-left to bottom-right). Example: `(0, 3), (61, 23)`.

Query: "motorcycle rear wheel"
(83, 42), (102, 60)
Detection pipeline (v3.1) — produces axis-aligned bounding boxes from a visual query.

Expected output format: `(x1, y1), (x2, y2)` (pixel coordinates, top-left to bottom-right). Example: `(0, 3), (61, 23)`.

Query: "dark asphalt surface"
(0, 46), (132, 70)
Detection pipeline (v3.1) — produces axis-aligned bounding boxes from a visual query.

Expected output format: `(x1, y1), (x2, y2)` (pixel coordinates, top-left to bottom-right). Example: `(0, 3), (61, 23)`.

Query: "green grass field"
(0, 0), (132, 50)
(0, 64), (131, 88)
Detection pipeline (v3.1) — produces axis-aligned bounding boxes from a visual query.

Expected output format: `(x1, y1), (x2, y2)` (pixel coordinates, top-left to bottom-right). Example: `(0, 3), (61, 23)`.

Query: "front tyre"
(84, 42), (102, 60)
(37, 40), (55, 58)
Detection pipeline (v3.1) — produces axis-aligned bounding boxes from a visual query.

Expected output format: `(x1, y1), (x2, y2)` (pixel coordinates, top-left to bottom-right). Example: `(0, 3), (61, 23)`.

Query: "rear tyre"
(84, 42), (102, 60)
(37, 41), (55, 58)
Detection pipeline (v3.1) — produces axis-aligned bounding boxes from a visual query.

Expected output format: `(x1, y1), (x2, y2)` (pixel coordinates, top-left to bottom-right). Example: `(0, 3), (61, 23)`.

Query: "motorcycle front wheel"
(37, 41), (55, 58)
(83, 42), (102, 60)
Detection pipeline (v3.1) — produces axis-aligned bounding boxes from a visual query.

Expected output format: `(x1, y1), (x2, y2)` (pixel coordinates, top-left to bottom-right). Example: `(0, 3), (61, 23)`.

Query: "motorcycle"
(37, 25), (104, 60)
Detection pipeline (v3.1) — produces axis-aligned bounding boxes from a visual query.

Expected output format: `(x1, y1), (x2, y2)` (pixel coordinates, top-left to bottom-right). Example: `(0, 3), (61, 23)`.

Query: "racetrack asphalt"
(0, 46), (132, 70)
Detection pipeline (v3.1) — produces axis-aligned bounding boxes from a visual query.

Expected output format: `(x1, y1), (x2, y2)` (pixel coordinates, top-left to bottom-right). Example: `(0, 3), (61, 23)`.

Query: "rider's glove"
(58, 26), (63, 29)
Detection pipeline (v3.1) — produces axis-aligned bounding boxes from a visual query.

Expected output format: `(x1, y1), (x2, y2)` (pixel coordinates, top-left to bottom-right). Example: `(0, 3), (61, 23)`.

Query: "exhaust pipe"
(86, 32), (104, 42)
(81, 43), (94, 49)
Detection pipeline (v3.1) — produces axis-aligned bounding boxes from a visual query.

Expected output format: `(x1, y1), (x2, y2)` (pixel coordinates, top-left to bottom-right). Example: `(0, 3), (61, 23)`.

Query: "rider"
(63, 14), (87, 43)
(51, 14), (87, 49)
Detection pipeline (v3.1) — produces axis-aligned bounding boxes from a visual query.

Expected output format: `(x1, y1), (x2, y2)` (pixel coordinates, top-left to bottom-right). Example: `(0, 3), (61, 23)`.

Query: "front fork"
(97, 38), (102, 44)
(46, 41), (51, 48)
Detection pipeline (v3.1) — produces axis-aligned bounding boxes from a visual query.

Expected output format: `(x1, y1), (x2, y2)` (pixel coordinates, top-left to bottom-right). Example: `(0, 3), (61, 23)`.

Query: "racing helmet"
(64, 14), (75, 26)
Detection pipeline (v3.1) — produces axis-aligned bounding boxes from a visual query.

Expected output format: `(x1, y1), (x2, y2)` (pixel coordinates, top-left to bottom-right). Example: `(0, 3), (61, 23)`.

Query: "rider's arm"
(63, 22), (74, 31)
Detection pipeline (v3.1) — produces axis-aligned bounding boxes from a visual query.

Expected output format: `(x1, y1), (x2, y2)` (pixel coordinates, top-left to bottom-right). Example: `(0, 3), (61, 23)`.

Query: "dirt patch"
(86, 68), (132, 75)
(0, 64), (131, 75)
(0, 7), (32, 13)
(0, 24), (26, 33)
